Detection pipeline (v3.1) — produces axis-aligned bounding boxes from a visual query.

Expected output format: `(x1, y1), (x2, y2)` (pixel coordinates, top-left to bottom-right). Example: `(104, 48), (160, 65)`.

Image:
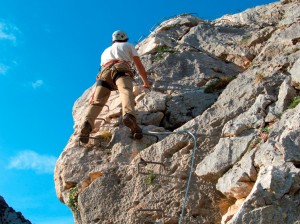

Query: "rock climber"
(79, 30), (150, 143)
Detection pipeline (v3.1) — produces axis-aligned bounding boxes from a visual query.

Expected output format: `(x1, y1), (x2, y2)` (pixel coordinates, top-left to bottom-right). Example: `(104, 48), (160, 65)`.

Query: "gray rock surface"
(0, 196), (31, 224)
(291, 58), (300, 89)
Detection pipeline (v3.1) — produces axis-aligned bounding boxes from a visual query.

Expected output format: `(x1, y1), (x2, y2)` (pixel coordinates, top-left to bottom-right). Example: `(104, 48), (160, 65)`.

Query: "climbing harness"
(96, 60), (134, 91)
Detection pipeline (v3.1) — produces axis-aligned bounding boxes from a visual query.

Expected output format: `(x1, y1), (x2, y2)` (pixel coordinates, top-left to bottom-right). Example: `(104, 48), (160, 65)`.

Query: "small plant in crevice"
(68, 186), (79, 211)
(260, 127), (270, 142)
(98, 130), (112, 142)
(204, 76), (235, 93)
(261, 127), (270, 134)
(153, 45), (178, 61)
(145, 170), (156, 185)
(288, 96), (300, 109)
(248, 137), (261, 151)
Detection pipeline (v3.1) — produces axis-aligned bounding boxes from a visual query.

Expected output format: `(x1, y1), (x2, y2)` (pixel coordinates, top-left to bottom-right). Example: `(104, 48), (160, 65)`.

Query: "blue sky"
(0, 0), (277, 223)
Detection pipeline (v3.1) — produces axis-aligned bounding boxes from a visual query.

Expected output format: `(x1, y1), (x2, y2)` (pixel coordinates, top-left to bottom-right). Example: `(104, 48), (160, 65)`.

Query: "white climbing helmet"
(112, 30), (128, 42)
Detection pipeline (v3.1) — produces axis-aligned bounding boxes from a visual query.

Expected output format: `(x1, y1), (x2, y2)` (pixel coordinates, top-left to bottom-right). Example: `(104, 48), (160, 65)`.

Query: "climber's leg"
(116, 76), (143, 139)
(79, 81), (111, 143)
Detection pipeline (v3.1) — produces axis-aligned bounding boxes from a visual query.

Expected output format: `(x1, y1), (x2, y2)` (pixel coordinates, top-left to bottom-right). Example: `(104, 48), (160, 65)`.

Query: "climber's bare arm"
(133, 56), (150, 89)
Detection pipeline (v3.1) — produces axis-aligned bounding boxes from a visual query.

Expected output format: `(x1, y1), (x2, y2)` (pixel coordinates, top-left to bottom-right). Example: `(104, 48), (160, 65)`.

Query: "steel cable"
(146, 129), (197, 224)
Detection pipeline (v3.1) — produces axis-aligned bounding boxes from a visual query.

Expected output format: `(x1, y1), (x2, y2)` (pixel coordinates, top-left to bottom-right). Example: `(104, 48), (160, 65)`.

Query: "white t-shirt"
(100, 42), (139, 66)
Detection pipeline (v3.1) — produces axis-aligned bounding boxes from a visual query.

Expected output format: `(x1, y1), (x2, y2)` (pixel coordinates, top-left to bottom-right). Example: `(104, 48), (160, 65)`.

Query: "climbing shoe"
(79, 121), (92, 144)
(123, 114), (143, 140)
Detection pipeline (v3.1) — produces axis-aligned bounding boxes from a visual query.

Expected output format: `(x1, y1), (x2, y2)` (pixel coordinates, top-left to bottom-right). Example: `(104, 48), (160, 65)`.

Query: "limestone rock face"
(0, 196), (31, 224)
(55, 1), (300, 223)
(291, 58), (300, 89)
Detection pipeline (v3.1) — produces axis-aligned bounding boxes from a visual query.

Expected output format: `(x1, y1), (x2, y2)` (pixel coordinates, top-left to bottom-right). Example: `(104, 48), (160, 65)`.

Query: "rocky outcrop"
(0, 196), (31, 224)
(55, 0), (300, 223)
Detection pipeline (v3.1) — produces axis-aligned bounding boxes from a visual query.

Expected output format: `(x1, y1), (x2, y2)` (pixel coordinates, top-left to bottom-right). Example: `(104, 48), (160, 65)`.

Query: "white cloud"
(8, 150), (57, 174)
(0, 21), (19, 43)
(22, 79), (45, 89)
(0, 63), (9, 75)
(32, 79), (44, 89)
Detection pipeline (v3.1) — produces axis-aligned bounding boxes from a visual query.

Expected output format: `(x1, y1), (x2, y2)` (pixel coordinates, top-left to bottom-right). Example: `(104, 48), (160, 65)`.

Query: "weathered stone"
(221, 199), (245, 224)
(254, 142), (284, 168)
(135, 91), (168, 112)
(138, 111), (164, 126)
(265, 75), (297, 122)
(227, 164), (300, 224)
(217, 149), (257, 200)
(242, 205), (285, 224)
(215, 2), (283, 27)
(196, 131), (255, 181)
(272, 104), (300, 164)
(181, 23), (254, 67)
(222, 94), (273, 137)
(275, 76), (297, 113)
(254, 21), (300, 63)
(246, 26), (276, 47)
(290, 58), (300, 89)
(260, 166), (294, 199)
(162, 90), (218, 129)
(137, 15), (201, 55)
(0, 196), (31, 224)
